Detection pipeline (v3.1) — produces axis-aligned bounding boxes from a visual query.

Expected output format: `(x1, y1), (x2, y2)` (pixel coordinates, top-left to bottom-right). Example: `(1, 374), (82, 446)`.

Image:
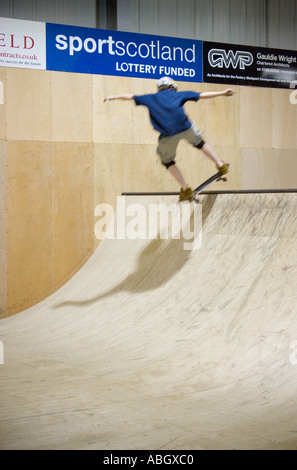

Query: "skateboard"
(190, 163), (230, 202)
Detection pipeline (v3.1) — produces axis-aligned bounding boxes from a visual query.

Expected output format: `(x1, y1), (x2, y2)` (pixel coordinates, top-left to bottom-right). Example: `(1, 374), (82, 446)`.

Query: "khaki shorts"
(157, 124), (204, 165)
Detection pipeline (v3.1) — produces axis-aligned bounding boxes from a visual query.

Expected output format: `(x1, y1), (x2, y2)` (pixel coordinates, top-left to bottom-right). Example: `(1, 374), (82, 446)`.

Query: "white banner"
(0, 17), (46, 70)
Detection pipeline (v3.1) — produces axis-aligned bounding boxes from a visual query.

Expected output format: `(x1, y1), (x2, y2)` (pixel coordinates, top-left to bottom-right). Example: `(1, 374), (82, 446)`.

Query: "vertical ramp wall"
(1, 69), (95, 316)
(0, 69), (296, 316)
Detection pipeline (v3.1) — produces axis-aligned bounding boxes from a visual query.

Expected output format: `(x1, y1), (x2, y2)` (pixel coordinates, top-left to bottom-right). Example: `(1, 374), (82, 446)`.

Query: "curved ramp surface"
(1, 193), (297, 450)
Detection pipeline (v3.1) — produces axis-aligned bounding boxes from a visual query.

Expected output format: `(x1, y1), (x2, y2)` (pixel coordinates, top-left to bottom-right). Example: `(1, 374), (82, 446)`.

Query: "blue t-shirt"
(133, 89), (200, 137)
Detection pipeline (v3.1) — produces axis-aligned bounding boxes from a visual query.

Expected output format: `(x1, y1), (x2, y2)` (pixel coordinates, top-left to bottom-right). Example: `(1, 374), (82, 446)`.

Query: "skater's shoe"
(179, 187), (194, 201)
(217, 161), (229, 175)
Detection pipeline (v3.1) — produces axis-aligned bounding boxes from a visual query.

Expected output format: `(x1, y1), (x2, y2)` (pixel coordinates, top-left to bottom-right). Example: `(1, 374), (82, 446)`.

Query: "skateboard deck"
(191, 163), (230, 202)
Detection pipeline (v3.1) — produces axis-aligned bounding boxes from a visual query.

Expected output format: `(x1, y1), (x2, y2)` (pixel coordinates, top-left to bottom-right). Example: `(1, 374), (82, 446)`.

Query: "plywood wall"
(1, 68), (296, 316)
(0, 139), (7, 316)
(239, 86), (297, 189)
(0, 68), (7, 316)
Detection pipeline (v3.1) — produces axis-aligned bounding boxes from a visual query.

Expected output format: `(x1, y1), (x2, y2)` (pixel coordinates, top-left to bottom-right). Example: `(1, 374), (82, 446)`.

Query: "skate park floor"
(1, 192), (297, 450)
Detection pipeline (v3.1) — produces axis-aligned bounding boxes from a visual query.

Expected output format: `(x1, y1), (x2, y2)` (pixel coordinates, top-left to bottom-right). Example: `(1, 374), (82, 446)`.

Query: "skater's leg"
(187, 126), (228, 173)
(200, 142), (223, 168)
(165, 163), (193, 201)
(157, 134), (189, 189)
(168, 163), (188, 190)
(199, 142), (229, 175)
(157, 133), (194, 199)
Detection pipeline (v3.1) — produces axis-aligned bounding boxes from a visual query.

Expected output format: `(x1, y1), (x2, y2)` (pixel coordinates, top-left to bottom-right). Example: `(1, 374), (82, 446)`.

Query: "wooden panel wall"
(6, 69), (51, 141)
(52, 142), (94, 291)
(1, 68), (296, 316)
(0, 140), (7, 317)
(239, 86), (297, 189)
(51, 73), (93, 143)
(7, 141), (52, 314)
(0, 68), (7, 317)
(3, 69), (96, 315)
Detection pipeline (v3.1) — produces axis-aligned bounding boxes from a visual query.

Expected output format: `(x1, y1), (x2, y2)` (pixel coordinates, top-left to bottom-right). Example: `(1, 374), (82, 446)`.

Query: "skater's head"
(157, 76), (177, 91)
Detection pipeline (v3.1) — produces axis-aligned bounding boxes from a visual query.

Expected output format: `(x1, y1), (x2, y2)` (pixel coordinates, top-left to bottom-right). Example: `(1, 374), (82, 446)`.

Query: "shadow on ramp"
(55, 237), (190, 308)
(55, 195), (217, 309)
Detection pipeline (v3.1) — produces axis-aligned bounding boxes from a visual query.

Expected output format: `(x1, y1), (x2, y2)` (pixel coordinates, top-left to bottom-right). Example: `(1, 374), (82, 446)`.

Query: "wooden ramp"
(1, 193), (297, 450)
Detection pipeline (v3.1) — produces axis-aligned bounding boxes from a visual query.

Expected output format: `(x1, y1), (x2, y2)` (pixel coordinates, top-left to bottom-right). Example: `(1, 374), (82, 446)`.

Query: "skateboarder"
(104, 77), (235, 201)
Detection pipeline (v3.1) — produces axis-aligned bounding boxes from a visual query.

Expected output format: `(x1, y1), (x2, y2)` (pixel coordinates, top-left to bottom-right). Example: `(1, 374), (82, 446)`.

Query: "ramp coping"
(122, 189), (297, 196)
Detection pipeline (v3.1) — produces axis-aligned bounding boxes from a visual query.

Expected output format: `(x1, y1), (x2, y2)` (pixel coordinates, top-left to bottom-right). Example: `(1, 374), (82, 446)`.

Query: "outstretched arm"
(104, 94), (133, 102)
(199, 89), (235, 99)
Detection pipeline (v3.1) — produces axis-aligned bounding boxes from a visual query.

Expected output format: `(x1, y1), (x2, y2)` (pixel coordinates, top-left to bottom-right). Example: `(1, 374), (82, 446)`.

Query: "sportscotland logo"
(208, 48), (253, 70)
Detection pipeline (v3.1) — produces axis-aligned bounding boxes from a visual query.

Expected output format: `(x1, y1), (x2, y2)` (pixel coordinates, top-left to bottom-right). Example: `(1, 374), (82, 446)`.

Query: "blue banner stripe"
(46, 23), (203, 82)
(45, 21), (297, 89)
